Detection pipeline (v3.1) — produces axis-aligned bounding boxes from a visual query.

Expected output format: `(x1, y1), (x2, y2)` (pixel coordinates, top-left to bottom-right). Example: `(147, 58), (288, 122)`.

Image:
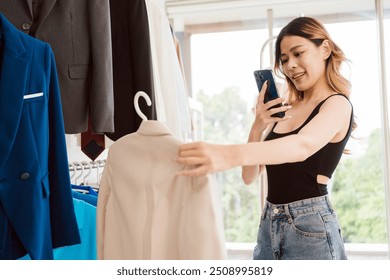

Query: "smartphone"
(253, 69), (285, 118)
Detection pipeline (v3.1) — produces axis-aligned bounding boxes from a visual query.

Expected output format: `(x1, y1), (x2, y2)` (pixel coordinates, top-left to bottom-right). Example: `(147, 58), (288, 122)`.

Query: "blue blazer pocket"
(41, 173), (50, 198)
(24, 92), (44, 103)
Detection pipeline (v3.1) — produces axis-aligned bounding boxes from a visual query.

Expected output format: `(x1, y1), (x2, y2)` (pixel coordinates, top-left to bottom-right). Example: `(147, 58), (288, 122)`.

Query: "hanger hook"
(93, 161), (100, 185)
(74, 162), (84, 185)
(134, 91), (152, 121)
(260, 36), (277, 69)
(69, 162), (76, 184)
(81, 161), (92, 185)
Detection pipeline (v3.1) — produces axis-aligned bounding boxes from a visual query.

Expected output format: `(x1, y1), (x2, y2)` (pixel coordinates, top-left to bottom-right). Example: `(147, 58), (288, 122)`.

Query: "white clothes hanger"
(81, 161), (92, 185)
(69, 163), (76, 184)
(134, 91), (152, 121)
(73, 162), (84, 185)
(260, 36), (277, 69)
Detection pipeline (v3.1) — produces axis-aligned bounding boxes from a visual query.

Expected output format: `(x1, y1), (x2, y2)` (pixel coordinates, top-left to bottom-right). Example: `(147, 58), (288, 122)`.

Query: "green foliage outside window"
(332, 128), (387, 243)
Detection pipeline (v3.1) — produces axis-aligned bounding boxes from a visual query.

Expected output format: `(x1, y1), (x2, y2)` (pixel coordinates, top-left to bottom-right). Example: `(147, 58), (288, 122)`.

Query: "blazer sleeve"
(88, 0), (114, 133)
(46, 44), (81, 247)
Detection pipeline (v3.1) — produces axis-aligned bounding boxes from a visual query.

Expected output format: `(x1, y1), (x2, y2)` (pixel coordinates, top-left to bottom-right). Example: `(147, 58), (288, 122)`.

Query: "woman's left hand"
(175, 141), (237, 176)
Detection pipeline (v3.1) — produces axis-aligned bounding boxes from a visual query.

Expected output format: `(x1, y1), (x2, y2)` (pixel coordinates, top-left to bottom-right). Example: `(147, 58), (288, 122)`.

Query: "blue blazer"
(0, 13), (80, 260)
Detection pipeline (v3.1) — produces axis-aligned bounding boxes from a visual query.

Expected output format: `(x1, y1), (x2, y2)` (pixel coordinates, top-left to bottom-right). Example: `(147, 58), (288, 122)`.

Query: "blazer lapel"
(26, 0), (33, 18)
(0, 14), (28, 170)
(30, 0), (57, 35)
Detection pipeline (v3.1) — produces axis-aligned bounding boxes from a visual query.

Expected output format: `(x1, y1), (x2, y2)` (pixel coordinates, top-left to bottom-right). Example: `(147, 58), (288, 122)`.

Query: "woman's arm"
(241, 123), (270, 185)
(241, 81), (291, 185)
(176, 95), (352, 177)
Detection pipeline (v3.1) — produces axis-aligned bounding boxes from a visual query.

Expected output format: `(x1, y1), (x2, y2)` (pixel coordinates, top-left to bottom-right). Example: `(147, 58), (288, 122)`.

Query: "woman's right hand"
(253, 81), (291, 131)
(242, 81), (291, 185)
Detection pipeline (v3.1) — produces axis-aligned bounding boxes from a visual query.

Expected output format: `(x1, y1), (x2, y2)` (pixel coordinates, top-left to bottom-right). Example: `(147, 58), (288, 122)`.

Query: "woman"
(176, 17), (354, 260)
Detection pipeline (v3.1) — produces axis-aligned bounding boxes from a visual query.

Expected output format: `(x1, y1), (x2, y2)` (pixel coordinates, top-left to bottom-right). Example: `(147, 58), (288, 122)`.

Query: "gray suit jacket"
(0, 0), (114, 134)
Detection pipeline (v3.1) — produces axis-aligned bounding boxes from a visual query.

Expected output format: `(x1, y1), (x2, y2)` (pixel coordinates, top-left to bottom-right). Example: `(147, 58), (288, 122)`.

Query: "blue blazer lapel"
(0, 14), (28, 170)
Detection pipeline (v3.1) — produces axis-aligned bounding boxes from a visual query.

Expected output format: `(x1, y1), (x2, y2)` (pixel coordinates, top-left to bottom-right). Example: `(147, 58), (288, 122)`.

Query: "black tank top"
(264, 94), (353, 204)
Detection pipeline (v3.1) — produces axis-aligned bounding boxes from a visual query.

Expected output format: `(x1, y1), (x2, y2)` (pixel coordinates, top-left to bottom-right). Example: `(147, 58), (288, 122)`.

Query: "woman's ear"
(322, 39), (331, 60)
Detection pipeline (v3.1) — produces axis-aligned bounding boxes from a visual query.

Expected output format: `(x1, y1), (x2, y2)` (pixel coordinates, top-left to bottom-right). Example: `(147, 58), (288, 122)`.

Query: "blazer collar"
(137, 121), (173, 137)
(0, 13), (28, 169)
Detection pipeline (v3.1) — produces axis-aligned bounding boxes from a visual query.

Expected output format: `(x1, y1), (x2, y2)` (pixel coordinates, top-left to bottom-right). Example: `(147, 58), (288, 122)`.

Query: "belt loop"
(284, 204), (293, 223)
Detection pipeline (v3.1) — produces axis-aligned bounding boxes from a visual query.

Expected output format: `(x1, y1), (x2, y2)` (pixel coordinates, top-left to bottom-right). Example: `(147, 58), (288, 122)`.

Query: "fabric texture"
(0, 13), (80, 260)
(97, 121), (226, 260)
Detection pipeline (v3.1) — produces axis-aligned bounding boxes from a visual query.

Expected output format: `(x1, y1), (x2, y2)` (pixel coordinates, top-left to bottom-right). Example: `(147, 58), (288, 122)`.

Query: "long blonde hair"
(274, 17), (356, 132)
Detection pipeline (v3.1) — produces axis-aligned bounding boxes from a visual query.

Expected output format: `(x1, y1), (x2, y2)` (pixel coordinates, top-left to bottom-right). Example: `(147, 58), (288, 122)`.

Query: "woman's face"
(279, 35), (327, 94)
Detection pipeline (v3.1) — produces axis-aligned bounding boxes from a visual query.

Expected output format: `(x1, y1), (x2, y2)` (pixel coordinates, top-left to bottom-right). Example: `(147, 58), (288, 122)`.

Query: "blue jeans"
(253, 195), (347, 260)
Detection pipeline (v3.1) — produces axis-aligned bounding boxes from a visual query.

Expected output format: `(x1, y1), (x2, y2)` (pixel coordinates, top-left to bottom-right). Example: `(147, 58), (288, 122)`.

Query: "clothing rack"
(69, 160), (106, 186)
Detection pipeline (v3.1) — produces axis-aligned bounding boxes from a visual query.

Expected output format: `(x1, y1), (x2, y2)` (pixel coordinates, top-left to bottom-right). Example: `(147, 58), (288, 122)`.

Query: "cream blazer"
(97, 121), (227, 259)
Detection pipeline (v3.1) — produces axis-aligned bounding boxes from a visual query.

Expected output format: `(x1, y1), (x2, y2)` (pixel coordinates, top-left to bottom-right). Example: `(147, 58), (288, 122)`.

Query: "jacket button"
(20, 173), (30, 180)
(21, 23), (31, 31)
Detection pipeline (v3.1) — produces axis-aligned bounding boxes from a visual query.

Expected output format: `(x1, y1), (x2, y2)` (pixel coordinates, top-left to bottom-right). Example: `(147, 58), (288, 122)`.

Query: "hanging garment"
(0, 13), (80, 260)
(144, 0), (192, 141)
(0, 0), (114, 134)
(20, 198), (97, 260)
(53, 198), (96, 260)
(72, 184), (98, 207)
(105, 0), (156, 141)
(97, 120), (227, 260)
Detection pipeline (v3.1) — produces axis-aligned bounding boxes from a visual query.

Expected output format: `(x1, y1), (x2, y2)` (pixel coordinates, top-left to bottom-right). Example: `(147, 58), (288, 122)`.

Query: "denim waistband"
(264, 195), (334, 220)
